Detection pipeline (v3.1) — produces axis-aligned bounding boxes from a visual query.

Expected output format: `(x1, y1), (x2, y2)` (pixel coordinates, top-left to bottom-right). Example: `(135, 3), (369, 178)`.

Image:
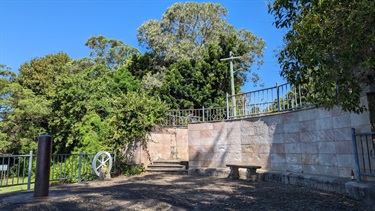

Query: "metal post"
(34, 135), (52, 197)
(78, 150), (82, 183)
(113, 151), (117, 174)
(276, 83), (281, 112)
(202, 106), (205, 122)
(229, 52), (236, 117)
(27, 151), (33, 190)
(351, 128), (361, 181)
(221, 52), (241, 118)
(226, 93), (230, 119)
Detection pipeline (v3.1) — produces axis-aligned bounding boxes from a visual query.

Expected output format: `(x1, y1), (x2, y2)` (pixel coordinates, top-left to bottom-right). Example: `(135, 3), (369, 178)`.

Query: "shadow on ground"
(1, 173), (374, 210)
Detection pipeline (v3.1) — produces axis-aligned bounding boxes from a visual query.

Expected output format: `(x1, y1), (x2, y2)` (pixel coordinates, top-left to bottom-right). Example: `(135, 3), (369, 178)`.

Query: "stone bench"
(226, 164), (262, 181)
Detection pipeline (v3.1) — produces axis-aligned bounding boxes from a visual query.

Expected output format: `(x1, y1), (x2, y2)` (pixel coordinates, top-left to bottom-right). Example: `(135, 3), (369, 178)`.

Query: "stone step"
(147, 164), (186, 169)
(146, 160), (188, 175)
(152, 160), (183, 164)
(146, 168), (188, 174)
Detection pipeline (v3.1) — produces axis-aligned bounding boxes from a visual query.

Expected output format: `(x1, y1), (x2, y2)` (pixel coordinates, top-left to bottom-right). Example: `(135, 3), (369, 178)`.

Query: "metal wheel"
(92, 151), (112, 176)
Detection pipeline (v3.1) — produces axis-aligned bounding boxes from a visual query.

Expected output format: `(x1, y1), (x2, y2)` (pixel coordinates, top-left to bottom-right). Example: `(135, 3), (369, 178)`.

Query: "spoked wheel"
(92, 151), (112, 176)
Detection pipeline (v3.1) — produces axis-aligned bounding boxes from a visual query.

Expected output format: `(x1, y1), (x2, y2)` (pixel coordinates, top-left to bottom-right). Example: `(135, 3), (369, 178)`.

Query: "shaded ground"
(1, 173), (374, 210)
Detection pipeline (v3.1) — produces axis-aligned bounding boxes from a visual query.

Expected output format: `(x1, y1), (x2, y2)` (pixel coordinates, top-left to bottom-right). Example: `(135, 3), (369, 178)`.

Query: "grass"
(0, 183), (35, 194)
(0, 176), (35, 194)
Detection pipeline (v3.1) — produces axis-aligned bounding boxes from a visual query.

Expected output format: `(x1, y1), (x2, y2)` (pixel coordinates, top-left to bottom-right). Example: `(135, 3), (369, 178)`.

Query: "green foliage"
(50, 154), (97, 183)
(119, 162), (145, 176)
(85, 35), (140, 70)
(138, 2), (229, 64)
(268, 0), (375, 113)
(48, 58), (167, 154)
(126, 53), (156, 79)
(136, 2), (265, 108)
(17, 52), (71, 96)
(74, 112), (106, 153)
(0, 3), (267, 163)
(0, 65), (51, 154)
(113, 66), (141, 93)
(141, 35), (265, 109)
(103, 92), (168, 151)
(155, 58), (228, 108)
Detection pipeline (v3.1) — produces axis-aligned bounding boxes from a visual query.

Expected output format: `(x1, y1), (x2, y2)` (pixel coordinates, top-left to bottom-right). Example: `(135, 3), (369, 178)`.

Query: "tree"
(150, 34), (261, 109)
(0, 65), (51, 154)
(138, 2), (229, 64)
(85, 35), (140, 70)
(49, 63), (115, 153)
(103, 91), (168, 152)
(137, 2), (265, 71)
(268, 0), (375, 113)
(49, 61), (166, 154)
(137, 2), (265, 108)
(17, 52), (71, 96)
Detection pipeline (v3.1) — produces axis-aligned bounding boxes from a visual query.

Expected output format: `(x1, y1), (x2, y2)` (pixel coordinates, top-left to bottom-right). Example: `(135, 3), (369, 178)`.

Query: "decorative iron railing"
(351, 128), (375, 181)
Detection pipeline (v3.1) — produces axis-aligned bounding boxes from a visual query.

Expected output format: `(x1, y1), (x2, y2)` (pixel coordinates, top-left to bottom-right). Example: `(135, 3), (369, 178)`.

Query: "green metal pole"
(78, 150), (82, 183)
(229, 51), (236, 117)
(27, 150), (33, 190)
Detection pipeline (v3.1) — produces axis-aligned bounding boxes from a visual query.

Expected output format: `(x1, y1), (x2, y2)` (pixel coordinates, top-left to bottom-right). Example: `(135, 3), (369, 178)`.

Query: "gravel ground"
(1, 173), (374, 211)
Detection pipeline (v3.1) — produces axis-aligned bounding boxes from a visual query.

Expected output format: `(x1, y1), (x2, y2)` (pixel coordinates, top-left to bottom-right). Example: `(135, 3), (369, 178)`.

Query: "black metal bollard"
(34, 135), (52, 197)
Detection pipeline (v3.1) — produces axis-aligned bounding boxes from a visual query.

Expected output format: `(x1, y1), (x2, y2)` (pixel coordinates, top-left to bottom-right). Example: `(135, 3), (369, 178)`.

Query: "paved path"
(1, 173), (374, 210)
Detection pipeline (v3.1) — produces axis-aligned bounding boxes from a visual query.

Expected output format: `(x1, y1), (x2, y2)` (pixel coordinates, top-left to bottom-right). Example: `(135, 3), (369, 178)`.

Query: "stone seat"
(226, 164), (262, 181)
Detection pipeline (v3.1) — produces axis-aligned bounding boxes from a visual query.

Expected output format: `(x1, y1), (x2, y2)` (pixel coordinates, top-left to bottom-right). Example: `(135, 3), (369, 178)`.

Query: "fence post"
(113, 151), (117, 174)
(202, 106), (205, 122)
(351, 128), (361, 182)
(78, 150), (83, 183)
(226, 93), (230, 119)
(27, 150), (33, 190)
(276, 83), (281, 112)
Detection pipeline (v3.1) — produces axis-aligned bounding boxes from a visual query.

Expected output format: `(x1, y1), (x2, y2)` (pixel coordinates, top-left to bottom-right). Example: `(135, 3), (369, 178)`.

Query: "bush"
(117, 162), (145, 176)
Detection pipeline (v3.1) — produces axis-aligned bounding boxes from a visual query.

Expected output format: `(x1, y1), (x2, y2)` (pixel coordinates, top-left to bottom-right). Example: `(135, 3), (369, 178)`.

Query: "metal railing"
(163, 106), (227, 127)
(227, 83), (313, 118)
(162, 83), (313, 127)
(351, 128), (375, 181)
(0, 151), (33, 189)
(0, 151), (116, 189)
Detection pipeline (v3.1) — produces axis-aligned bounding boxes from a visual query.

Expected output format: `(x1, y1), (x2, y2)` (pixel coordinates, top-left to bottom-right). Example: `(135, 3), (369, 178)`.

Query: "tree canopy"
(17, 52), (71, 96)
(268, 0), (375, 113)
(136, 2), (265, 108)
(0, 65), (51, 154)
(85, 35), (140, 70)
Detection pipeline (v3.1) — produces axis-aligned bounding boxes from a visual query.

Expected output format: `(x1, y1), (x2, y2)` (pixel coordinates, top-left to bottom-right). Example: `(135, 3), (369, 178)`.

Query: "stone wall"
(188, 106), (371, 178)
(132, 128), (188, 166)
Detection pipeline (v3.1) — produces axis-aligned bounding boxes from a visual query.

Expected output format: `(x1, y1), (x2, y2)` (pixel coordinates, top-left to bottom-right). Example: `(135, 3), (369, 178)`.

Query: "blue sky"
(0, 0), (286, 92)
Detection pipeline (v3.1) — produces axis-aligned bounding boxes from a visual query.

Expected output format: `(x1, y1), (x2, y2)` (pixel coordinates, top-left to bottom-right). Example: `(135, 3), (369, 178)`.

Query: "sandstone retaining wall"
(132, 128), (188, 166)
(188, 106), (371, 178)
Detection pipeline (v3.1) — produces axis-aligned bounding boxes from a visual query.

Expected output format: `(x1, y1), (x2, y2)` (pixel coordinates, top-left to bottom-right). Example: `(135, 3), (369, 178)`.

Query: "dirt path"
(1, 173), (374, 210)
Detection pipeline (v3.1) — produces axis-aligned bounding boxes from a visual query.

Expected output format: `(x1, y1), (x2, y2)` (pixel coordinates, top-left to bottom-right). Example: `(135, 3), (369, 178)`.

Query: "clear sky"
(0, 0), (286, 92)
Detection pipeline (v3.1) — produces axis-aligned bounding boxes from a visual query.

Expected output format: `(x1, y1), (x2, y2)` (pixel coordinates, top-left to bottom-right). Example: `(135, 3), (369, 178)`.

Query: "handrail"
(162, 82), (314, 127)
